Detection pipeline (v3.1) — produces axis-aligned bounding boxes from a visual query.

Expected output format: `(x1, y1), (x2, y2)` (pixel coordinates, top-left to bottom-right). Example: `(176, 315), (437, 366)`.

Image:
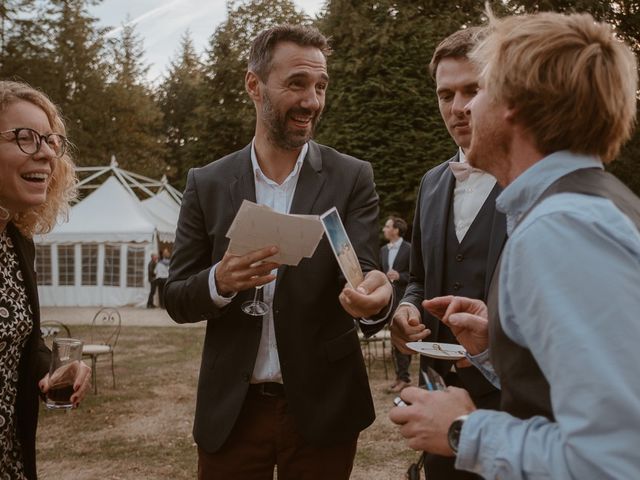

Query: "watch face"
(448, 416), (467, 454)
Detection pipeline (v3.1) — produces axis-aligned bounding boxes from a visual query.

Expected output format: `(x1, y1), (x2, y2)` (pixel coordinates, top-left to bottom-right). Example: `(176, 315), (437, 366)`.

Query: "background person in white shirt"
(380, 216), (412, 393)
(154, 248), (170, 309)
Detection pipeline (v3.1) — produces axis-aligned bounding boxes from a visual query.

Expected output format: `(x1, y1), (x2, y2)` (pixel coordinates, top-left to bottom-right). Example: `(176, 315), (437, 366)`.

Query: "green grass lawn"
(37, 325), (419, 479)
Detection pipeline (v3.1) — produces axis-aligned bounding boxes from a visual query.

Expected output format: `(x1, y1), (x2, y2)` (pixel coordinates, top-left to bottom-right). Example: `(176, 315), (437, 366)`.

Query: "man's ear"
(245, 70), (261, 101)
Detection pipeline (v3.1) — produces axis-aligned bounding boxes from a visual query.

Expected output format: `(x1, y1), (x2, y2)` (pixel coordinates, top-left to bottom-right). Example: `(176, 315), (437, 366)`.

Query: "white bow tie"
(449, 161), (483, 182)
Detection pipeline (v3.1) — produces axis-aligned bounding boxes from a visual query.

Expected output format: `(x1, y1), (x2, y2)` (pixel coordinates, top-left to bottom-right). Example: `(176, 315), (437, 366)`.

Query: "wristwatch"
(447, 414), (469, 455)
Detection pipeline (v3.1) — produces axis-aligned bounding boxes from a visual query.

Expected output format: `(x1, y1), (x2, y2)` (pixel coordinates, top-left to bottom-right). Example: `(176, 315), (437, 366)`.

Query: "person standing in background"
(380, 216), (411, 393)
(154, 248), (170, 309)
(146, 252), (158, 308)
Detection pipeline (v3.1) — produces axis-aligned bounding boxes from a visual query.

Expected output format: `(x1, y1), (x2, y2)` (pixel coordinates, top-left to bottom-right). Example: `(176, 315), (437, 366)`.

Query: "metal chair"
(40, 320), (72, 349)
(82, 308), (121, 394)
(358, 325), (391, 379)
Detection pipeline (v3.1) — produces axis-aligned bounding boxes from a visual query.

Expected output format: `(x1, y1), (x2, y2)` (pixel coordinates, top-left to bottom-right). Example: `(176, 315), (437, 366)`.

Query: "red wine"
(47, 384), (74, 403)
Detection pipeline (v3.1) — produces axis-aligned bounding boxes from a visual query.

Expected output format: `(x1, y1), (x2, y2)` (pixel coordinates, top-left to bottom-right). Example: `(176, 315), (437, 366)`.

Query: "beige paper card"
(226, 200), (325, 266)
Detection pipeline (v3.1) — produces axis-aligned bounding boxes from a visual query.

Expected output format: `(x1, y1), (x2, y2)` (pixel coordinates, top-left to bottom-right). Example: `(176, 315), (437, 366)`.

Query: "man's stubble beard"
(467, 119), (511, 178)
(262, 90), (321, 150)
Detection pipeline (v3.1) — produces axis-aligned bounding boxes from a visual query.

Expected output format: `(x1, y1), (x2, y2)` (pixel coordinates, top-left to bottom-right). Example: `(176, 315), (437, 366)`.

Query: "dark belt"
(249, 382), (285, 397)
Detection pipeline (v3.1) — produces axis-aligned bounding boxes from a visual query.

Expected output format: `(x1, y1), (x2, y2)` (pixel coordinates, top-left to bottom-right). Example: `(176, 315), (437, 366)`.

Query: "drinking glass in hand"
(241, 285), (270, 316)
(45, 338), (83, 410)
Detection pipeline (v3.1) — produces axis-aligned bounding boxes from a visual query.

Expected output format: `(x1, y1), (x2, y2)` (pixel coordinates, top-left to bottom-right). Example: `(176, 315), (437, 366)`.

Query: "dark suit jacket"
(402, 152), (506, 397)
(7, 223), (51, 480)
(165, 141), (379, 453)
(380, 240), (410, 311)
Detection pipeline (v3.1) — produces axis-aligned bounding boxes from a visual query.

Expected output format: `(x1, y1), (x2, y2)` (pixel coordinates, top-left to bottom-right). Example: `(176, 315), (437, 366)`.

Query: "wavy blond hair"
(0, 81), (77, 237)
(472, 10), (638, 163)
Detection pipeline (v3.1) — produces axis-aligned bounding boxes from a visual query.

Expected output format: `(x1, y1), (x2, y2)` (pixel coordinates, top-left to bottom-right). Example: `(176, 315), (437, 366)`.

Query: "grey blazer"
(165, 141), (379, 452)
(403, 152), (506, 326)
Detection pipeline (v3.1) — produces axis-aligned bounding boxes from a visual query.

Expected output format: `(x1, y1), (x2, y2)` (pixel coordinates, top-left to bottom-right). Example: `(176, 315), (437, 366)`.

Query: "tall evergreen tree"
(105, 21), (166, 176)
(158, 31), (203, 188)
(0, 0), (36, 68)
(0, 2), (60, 98)
(191, 0), (310, 167)
(43, 0), (111, 167)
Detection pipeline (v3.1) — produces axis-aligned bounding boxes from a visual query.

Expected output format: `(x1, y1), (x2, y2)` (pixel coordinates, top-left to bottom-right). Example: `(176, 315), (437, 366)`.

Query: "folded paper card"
(226, 200), (325, 266)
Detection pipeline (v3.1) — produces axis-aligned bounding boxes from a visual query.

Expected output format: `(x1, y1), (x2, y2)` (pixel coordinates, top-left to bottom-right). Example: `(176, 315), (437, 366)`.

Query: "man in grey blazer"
(164, 25), (391, 480)
(391, 28), (506, 479)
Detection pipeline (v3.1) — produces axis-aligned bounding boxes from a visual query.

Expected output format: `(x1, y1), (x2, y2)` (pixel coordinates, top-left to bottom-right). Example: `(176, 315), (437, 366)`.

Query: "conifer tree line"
(2, 0), (638, 223)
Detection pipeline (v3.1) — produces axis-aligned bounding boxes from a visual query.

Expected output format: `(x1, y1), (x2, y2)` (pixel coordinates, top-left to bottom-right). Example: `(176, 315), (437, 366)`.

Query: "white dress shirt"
(452, 148), (497, 242)
(207, 140), (308, 383)
(386, 237), (403, 270)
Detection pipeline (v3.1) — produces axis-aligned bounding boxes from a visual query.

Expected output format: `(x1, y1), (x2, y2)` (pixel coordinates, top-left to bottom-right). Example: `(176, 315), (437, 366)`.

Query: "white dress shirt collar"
(251, 139), (308, 186)
(459, 147), (467, 164)
(387, 237), (403, 250)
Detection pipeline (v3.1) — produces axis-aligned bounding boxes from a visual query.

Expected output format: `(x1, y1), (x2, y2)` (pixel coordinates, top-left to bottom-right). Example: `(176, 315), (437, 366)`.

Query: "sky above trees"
(89, 0), (323, 83)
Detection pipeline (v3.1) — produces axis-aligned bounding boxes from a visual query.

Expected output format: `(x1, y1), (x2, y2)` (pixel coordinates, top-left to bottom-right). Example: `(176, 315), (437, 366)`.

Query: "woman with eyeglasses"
(0, 81), (91, 479)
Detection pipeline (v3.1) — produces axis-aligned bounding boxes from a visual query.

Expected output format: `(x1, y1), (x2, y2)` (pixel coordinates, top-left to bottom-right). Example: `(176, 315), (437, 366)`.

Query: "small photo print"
(320, 207), (364, 289)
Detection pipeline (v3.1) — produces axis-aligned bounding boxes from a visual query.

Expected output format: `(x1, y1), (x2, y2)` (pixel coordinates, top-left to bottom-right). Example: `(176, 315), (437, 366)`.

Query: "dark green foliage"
(318, 0), (640, 222)
(41, 1), (112, 166)
(157, 32), (204, 189)
(105, 22), (167, 177)
(316, 0), (492, 222)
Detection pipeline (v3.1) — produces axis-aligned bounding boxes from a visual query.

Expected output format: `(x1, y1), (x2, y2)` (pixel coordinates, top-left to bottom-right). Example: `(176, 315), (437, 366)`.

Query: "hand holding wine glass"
(215, 245), (280, 311)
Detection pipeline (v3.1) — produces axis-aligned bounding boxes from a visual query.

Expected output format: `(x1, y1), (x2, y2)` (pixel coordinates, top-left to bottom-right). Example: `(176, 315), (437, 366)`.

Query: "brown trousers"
(197, 387), (358, 480)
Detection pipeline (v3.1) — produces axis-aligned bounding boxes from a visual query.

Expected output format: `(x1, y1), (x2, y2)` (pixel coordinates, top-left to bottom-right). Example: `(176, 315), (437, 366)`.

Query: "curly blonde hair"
(0, 81), (77, 237)
(472, 11), (638, 163)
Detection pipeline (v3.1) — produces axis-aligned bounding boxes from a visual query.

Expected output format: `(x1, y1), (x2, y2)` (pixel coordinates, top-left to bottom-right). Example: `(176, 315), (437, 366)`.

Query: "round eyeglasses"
(0, 127), (68, 158)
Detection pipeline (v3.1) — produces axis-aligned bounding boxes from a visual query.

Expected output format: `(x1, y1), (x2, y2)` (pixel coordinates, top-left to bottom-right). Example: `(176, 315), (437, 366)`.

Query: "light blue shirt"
(457, 151), (640, 479)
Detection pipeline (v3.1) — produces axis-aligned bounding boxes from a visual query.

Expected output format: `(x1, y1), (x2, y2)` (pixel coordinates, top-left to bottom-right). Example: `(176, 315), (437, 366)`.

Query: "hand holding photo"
(320, 207), (364, 289)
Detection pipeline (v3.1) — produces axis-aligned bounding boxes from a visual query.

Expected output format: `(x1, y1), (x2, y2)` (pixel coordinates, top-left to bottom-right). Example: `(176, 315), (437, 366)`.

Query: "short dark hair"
(248, 24), (331, 81)
(429, 27), (484, 79)
(388, 216), (408, 237)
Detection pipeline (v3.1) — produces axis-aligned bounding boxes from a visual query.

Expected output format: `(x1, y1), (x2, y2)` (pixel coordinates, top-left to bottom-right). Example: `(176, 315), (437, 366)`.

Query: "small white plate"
(406, 342), (467, 360)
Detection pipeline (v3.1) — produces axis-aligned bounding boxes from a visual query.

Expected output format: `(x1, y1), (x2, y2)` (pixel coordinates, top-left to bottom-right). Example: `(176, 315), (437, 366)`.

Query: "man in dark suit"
(164, 25), (391, 480)
(146, 252), (158, 308)
(389, 28), (507, 479)
(380, 216), (412, 392)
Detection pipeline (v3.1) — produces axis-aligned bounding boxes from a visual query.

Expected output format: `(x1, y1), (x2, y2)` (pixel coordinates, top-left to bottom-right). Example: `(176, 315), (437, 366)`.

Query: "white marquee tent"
(35, 161), (182, 307)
